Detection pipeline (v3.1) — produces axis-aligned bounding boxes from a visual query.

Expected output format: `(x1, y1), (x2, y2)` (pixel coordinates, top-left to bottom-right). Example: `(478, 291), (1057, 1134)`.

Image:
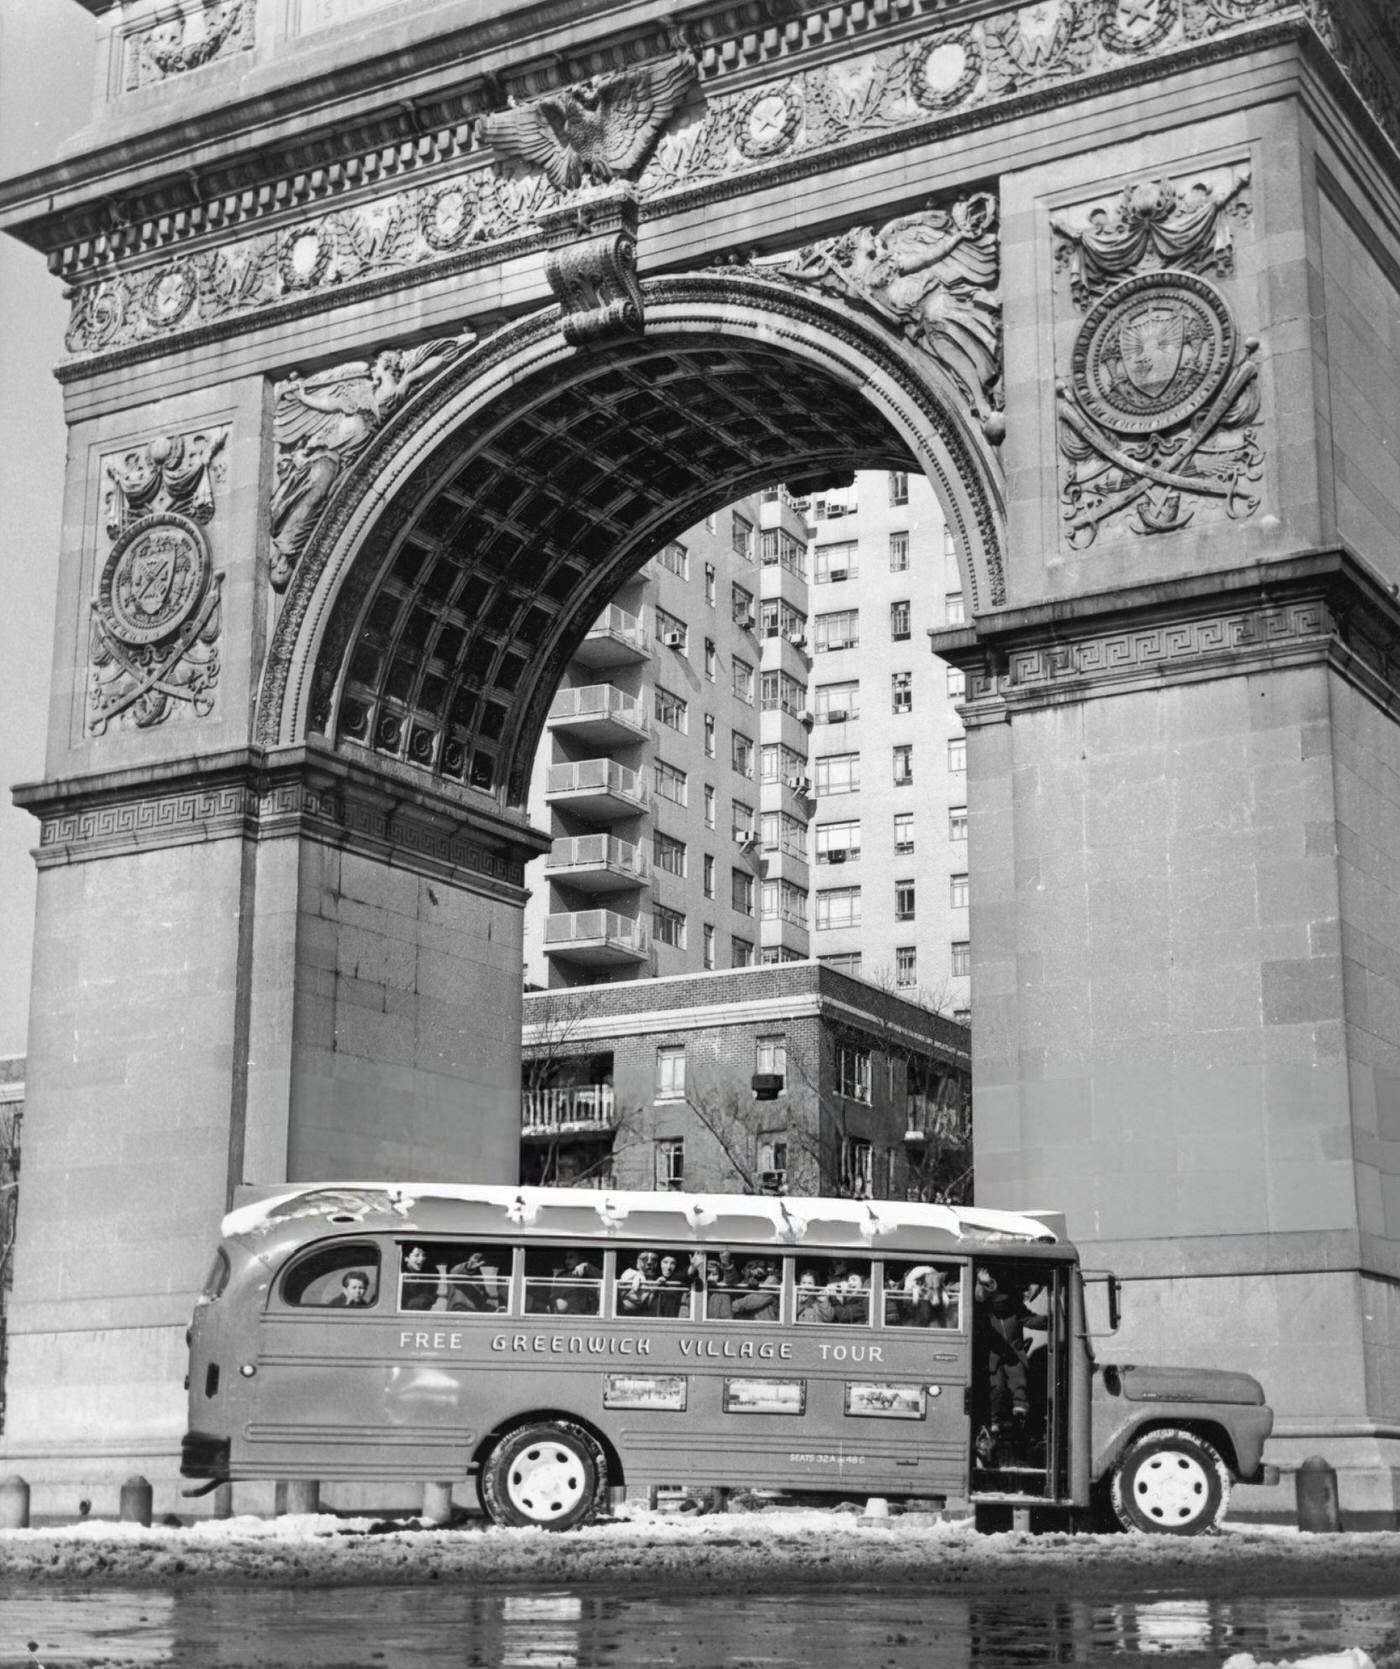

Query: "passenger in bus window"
(331, 1272), (372, 1307)
(617, 1250), (662, 1315)
(817, 1269), (869, 1325)
(704, 1254), (737, 1319)
(795, 1268), (823, 1322)
(401, 1245), (450, 1311)
(730, 1260), (780, 1322)
(886, 1263), (951, 1328)
(446, 1251), (502, 1312)
(654, 1254), (690, 1318)
(549, 1250), (602, 1316)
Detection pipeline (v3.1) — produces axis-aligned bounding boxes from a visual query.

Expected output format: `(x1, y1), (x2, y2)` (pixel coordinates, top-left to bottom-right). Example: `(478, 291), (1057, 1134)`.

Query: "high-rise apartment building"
(522, 470), (969, 1018)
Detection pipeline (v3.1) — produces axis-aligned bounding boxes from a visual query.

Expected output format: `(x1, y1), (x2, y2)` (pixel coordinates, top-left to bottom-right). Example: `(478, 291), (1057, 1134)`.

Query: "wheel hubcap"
(508, 1443), (586, 1521)
(1133, 1451), (1210, 1524)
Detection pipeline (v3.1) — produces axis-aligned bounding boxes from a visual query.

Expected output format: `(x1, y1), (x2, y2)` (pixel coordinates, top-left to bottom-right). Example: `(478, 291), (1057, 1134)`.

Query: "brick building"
(521, 964), (969, 1202)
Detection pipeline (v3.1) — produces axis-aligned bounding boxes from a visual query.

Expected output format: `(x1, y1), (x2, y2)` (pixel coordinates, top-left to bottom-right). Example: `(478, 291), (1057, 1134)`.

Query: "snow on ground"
(2, 1506), (1399, 1596)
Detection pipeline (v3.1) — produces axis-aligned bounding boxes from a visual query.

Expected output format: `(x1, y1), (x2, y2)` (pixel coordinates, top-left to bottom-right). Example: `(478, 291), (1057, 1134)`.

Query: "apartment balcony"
(521, 1083), (618, 1137)
(544, 759), (649, 821)
(547, 684), (650, 747)
(543, 909), (650, 966)
(574, 604), (649, 668)
(760, 916), (810, 960)
(546, 834), (650, 895)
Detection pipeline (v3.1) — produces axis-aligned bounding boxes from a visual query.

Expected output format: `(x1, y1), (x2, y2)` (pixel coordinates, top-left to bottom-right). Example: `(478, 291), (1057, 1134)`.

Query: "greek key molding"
(55, 0), (1330, 362)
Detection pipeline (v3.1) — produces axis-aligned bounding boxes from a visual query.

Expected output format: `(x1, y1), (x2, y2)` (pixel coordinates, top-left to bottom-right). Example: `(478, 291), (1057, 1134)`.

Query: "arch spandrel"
(256, 274), (1006, 811)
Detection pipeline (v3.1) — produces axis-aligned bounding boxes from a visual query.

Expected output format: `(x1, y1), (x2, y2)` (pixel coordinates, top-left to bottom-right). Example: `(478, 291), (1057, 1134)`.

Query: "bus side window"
(437, 1245), (510, 1314)
(613, 1247), (703, 1320)
(525, 1247), (602, 1316)
(884, 1260), (960, 1329)
(280, 1243), (381, 1308)
(795, 1257), (872, 1324)
(700, 1251), (781, 1322)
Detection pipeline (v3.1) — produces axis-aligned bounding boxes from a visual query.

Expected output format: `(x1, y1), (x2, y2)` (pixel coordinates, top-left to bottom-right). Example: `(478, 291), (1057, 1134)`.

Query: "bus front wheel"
(481, 1421), (605, 1531)
(1109, 1428), (1231, 1536)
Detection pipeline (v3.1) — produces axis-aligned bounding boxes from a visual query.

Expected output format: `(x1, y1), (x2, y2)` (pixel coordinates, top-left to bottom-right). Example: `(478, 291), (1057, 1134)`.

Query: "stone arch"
(257, 272), (1005, 809)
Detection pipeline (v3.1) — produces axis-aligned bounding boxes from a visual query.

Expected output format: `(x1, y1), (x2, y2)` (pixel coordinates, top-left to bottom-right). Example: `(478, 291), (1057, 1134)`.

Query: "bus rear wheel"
(1109, 1428), (1230, 1536)
(481, 1421), (605, 1531)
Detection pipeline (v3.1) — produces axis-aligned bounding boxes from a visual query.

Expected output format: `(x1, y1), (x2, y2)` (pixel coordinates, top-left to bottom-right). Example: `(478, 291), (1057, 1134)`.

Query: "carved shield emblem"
(1117, 304), (1186, 400)
(99, 513), (211, 647)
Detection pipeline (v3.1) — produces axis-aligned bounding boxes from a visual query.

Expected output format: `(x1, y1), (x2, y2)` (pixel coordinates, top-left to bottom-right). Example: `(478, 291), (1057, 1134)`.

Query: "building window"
(950, 872), (969, 909)
(704, 638), (717, 680)
(895, 878), (916, 920)
(658, 540), (687, 578)
(815, 681), (859, 721)
(732, 869), (755, 916)
(895, 946), (917, 986)
(732, 512), (754, 559)
(703, 923), (716, 969)
(732, 583), (755, 630)
(703, 853), (715, 898)
(761, 670), (805, 715)
(654, 831), (686, 877)
(732, 657), (755, 705)
(815, 886), (861, 929)
(815, 542), (858, 584)
(732, 800), (755, 842)
(756, 1035), (787, 1080)
(889, 531), (909, 572)
(953, 1007), (971, 1025)
(893, 744), (913, 786)
(949, 805), (967, 841)
(761, 878), (807, 925)
(948, 736), (966, 772)
(761, 742), (806, 785)
(816, 819), (861, 864)
(655, 686), (687, 733)
(655, 1137), (685, 1190)
(758, 1135), (788, 1192)
(945, 591), (966, 627)
(837, 1048), (872, 1105)
(820, 951), (863, 975)
(704, 713), (716, 757)
(654, 759), (687, 805)
(815, 753), (860, 796)
(891, 672), (912, 714)
(732, 731), (754, 778)
(893, 811), (914, 854)
(704, 784), (716, 828)
(704, 562), (716, 606)
(814, 610), (859, 653)
(951, 940), (971, 978)
(948, 666), (966, 699)
(732, 936), (755, 968)
(890, 600), (911, 640)
(889, 471), (909, 506)
(653, 903), (686, 948)
(656, 1046), (686, 1101)
(656, 605), (688, 651)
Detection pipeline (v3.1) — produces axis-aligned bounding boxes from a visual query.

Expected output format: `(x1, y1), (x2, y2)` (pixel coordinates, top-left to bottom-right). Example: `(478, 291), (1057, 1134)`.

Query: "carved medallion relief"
(1051, 168), (1262, 548)
(89, 430), (228, 734)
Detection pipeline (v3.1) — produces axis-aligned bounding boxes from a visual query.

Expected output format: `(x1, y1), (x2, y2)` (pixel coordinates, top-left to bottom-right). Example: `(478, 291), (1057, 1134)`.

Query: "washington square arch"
(3, 0), (1400, 1522)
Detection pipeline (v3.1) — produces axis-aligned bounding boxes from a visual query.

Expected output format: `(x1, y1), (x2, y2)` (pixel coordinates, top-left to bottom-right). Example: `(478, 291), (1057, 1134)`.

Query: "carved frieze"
(1052, 168), (1262, 546)
(59, 0), (1320, 362)
(270, 331), (476, 590)
(756, 194), (1002, 435)
(89, 431), (227, 734)
(122, 0), (252, 91)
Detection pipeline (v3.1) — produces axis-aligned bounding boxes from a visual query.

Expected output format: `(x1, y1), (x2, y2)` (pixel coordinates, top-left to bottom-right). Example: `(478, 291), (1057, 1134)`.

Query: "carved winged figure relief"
(478, 54), (698, 192)
(269, 335), (472, 589)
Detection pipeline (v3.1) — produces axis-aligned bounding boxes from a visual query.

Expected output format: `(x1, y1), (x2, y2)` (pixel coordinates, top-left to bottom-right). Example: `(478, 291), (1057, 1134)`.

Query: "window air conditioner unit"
(785, 775), (805, 790)
(759, 1169), (787, 1192)
(797, 709), (814, 725)
(825, 709), (847, 723)
(827, 850), (848, 864)
(752, 1077), (784, 1102)
(829, 569), (848, 582)
(662, 631), (685, 647)
(787, 633), (806, 647)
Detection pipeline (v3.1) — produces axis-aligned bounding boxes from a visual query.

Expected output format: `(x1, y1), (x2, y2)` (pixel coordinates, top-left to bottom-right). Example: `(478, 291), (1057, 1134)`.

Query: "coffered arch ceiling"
(263, 276), (1003, 812)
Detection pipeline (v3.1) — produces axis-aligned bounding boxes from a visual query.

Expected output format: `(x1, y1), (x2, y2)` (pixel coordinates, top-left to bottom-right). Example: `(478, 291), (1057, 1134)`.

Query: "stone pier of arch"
(2, 0), (1400, 1522)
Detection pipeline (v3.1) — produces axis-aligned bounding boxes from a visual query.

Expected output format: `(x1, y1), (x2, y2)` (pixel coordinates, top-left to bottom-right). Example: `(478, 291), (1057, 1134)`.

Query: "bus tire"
(481, 1421), (605, 1531)
(1109, 1427), (1231, 1536)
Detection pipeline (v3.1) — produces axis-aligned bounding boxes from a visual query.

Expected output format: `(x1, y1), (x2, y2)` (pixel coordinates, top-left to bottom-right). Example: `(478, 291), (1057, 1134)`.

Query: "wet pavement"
(4, 1583), (1400, 1669)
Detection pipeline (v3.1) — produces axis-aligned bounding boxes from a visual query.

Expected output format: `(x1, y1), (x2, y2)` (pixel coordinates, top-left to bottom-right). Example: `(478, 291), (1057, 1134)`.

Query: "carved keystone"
(539, 185), (644, 347)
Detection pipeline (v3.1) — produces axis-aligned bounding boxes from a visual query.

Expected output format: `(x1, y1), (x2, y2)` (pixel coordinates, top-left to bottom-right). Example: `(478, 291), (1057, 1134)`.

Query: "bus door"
(968, 1259), (1070, 1502)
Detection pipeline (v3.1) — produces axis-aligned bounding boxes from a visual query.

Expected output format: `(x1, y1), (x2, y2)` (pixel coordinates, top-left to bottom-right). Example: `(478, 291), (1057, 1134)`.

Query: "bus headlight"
(240, 1364), (257, 1378)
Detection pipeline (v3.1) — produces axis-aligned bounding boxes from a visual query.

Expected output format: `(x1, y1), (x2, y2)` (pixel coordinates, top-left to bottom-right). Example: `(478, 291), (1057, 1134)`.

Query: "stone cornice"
(11, 743), (546, 889)
(932, 548), (1400, 724)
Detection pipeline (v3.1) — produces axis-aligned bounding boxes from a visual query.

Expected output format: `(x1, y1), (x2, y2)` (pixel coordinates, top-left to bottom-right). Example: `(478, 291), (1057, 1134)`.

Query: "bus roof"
(222, 1182), (1066, 1254)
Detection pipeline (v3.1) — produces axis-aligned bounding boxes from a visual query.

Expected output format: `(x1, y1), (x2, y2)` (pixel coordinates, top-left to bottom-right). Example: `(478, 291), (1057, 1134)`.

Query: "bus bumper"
(181, 1432), (231, 1479)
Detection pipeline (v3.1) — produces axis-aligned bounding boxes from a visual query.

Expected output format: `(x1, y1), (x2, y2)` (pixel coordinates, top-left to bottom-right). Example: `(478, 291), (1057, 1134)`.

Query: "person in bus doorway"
(730, 1260), (779, 1321)
(401, 1245), (450, 1311)
(331, 1271), (371, 1307)
(974, 1266), (1047, 1462)
(617, 1250), (662, 1315)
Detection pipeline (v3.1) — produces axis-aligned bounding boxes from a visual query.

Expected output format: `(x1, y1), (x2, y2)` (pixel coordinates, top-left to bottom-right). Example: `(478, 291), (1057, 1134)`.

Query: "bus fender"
(472, 1409), (623, 1492)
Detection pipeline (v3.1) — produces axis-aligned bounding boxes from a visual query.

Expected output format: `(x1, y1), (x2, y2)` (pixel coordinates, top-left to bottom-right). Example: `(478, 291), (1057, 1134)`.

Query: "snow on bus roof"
(222, 1182), (1062, 1247)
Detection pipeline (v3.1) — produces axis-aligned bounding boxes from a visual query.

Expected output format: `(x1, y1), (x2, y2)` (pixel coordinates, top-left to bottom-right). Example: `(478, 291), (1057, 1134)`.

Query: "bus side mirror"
(1082, 1270), (1121, 1335)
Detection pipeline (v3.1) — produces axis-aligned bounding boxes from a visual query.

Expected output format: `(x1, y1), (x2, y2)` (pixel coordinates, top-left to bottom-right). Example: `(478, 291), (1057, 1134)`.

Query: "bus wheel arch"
(475, 1412), (618, 1531)
(1107, 1424), (1232, 1536)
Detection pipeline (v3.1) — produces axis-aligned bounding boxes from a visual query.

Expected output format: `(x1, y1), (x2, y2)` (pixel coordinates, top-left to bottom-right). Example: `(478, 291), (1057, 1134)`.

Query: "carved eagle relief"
(479, 54), (698, 192)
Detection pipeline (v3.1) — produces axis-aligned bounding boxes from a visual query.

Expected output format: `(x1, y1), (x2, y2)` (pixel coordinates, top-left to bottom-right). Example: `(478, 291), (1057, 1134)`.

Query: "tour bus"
(181, 1183), (1274, 1535)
